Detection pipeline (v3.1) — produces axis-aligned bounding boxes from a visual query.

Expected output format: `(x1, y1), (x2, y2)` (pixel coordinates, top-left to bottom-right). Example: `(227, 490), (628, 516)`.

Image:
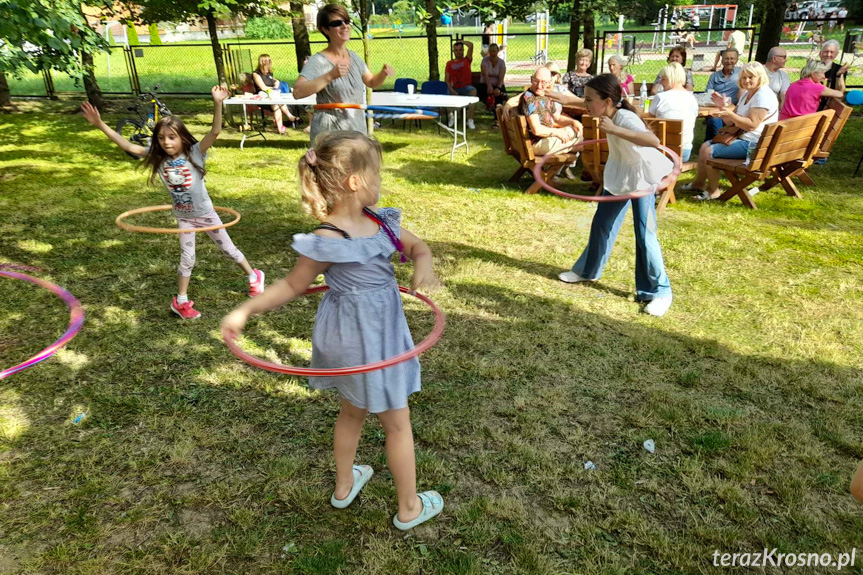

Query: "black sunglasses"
(325, 19), (351, 28)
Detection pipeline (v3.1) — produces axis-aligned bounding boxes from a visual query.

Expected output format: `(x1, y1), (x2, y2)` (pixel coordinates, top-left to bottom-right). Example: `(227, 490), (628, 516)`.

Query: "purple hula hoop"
(0, 270), (86, 380)
(531, 139), (682, 202)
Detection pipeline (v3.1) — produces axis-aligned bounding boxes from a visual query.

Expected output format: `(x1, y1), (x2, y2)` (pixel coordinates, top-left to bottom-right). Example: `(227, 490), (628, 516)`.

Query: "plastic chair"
(394, 78), (418, 93)
(421, 81), (449, 134)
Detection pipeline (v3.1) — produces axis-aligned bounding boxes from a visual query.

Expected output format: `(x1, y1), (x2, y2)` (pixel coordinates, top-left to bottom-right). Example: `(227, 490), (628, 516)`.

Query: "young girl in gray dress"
(222, 131), (443, 530)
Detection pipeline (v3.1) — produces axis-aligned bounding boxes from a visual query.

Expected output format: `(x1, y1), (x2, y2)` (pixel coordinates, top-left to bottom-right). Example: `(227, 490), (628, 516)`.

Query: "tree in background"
(755, 0), (787, 64)
(130, 0), (284, 85)
(289, 1), (311, 74)
(126, 22), (140, 45)
(0, 0), (110, 107)
(148, 22), (162, 44)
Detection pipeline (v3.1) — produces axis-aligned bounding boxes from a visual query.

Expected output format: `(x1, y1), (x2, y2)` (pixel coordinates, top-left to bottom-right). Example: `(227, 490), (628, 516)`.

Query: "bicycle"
(115, 85), (172, 159)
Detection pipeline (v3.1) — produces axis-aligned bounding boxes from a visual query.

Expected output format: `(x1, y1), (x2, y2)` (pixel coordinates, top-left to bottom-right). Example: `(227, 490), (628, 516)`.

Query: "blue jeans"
(571, 191), (672, 301)
(705, 117), (724, 142)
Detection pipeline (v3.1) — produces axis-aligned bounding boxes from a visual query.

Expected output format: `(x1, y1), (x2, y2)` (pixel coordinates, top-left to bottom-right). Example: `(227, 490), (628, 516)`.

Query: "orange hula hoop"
(314, 103), (363, 110)
(115, 205), (241, 234)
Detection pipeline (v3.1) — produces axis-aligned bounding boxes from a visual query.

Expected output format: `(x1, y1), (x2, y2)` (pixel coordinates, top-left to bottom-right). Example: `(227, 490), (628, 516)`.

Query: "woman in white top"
(684, 62), (778, 201)
(649, 63), (699, 161)
(557, 74), (675, 317)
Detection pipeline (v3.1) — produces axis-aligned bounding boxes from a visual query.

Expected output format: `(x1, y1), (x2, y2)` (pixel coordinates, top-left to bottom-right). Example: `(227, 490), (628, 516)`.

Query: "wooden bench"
(764, 98), (851, 187)
(706, 110), (833, 209)
(496, 106), (580, 194)
(581, 114), (684, 213)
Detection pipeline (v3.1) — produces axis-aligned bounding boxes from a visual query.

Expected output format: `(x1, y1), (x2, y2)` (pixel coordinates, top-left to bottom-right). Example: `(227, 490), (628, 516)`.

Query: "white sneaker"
(467, 119), (476, 130)
(447, 114), (455, 128)
(644, 296), (672, 317)
(559, 271), (591, 283)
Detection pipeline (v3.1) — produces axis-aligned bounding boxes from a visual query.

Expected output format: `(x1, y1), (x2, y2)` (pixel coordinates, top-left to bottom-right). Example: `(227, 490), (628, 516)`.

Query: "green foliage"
(148, 22), (162, 44)
(391, 0), (415, 24)
(244, 16), (293, 39)
(126, 23), (140, 45)
(0, 0), (109, 79)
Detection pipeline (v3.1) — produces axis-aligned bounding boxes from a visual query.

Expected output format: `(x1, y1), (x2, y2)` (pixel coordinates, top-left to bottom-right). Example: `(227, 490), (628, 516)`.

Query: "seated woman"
(648, 63), (699, 161)
(482, 43), (508, 125)
(607, 55), (634, 96)
(252, 53), (298, 134)
(779, 59), (844, 120)
(684, 62), (778, 201)
(650, 47), (694, 94)
(561, 49), (594, 98)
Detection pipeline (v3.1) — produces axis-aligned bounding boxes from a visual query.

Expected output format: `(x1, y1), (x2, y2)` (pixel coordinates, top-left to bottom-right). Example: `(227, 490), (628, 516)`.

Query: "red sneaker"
(171, 297), (201, 320)
(248, 269), (265, 297)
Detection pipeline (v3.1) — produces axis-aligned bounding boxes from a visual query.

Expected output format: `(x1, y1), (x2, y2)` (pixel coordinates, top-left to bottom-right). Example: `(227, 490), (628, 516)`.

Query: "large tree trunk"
(290, 2), (311, 73)
(567, 0), (581, 72)
(82, 50), (104, 109)
(583, 11), (596, 74)
(0, 71), (11, 107)
(425, 0), (439, 81)
(205, 11), (227, 85)
(755, 0), (786, 63)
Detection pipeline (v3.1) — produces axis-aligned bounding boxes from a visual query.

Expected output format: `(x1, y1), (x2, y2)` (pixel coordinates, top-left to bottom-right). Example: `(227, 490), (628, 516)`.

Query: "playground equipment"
(534, 10), (550, 65)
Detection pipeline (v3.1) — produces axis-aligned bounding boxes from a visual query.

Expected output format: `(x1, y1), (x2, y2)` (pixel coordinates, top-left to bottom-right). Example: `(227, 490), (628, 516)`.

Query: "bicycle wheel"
(116, 119), (151, 159)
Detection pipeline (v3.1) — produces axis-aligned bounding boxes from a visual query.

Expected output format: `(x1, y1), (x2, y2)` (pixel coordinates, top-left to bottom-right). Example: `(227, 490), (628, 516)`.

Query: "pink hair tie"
(305, 149), (317, 166)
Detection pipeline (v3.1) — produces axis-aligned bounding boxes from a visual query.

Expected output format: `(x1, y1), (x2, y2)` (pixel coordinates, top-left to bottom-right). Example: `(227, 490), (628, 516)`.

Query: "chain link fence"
(7, 21), (863, 97)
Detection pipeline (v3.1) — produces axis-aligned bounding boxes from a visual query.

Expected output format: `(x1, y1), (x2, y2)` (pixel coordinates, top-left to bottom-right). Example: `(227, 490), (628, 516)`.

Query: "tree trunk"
(567, 0), (581, 72)
(82, 50), (104, 109)
(0, 71), (11, 107)
(290, 2), (311, 73)
(755, 0), (786, 63)
(425, 0), (439, 81)
(583, 11), (596, 74)
(206, 11), (227, 85)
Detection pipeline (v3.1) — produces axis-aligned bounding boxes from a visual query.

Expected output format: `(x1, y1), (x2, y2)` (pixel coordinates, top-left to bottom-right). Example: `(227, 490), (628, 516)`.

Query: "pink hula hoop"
(0, 269), (86, 380)
(223, 285), (445, 377)
(531, 139), (682, 202)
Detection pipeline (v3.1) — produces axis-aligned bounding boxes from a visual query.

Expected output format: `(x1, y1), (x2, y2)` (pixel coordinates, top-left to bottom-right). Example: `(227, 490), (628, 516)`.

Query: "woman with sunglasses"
(293, 4), (395, 143)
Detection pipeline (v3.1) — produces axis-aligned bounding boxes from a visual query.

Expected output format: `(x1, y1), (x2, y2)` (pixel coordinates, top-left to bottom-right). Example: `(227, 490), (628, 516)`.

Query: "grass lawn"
(1, 98), (862, 574)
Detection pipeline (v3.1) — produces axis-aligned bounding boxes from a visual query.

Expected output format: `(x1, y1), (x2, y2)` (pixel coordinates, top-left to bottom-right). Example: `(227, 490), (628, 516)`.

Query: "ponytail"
(298, 155), (329, 221)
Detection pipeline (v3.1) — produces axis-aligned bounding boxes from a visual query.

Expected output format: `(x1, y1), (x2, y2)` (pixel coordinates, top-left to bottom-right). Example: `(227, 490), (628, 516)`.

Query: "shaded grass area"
(0, 100), (862, 574)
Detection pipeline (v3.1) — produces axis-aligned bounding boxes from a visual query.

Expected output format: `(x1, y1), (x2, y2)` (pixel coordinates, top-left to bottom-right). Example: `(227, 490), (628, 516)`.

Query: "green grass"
(1, 98), (862, 574)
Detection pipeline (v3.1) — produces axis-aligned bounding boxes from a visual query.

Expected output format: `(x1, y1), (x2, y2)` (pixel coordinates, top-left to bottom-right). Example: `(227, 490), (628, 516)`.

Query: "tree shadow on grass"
(2, 246), (862, 570)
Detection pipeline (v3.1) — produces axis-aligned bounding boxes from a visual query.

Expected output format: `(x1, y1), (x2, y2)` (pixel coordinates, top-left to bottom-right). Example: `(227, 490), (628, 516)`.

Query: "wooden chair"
(580, 115), (684, 213)
(706, 110), (833, 209)
(779, 98), (851, 184)
(496, 106), (580, 194)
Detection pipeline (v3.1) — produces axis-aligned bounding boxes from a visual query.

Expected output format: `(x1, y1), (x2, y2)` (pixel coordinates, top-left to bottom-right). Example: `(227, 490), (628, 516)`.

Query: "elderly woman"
(780, 60), (844, 120)
(293, 3), (395, 143)
(648, 63), (699, 161)
(684, 62), (778, 201)
(650, 47), (694, 94)
(561, 49), (594, 97)
(607, 55), (634, 96)
(252, 54), (299, 133)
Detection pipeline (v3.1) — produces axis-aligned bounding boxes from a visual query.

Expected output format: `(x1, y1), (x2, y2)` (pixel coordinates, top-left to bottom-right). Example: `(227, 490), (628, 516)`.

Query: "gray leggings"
(176, 210), (244, 277)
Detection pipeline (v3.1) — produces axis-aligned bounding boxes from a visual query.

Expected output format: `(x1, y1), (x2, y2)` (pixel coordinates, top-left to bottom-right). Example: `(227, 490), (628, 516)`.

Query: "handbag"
(712, 125), (744, 146)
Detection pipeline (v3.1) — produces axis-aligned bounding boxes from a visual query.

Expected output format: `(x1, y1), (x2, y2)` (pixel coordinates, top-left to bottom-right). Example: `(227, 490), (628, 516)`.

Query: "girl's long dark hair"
(586, 74), (637, 114)
(141, 117), (204, 185)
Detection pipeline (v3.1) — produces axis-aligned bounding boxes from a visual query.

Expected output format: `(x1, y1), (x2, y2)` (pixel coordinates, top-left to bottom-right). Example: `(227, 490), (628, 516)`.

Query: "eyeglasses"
(325, 19), (351, 28)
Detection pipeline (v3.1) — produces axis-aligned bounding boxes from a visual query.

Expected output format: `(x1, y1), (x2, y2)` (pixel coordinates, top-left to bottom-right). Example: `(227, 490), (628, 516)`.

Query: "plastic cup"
(407, 84), (415, 95)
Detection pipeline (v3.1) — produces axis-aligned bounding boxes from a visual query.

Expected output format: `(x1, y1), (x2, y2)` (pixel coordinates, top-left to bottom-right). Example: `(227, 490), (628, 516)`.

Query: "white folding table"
(224, 92), (479, 161)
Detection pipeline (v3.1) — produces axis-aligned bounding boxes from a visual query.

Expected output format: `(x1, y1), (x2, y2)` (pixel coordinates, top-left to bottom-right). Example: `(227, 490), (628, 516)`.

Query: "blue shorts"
(455, 85), (477, 96)
(709, 139), (750, 159)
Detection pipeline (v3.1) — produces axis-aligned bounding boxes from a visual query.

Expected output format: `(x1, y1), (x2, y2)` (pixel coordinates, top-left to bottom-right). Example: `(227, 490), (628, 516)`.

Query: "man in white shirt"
(838, 7), (848, 30)
(764, 46), (791, 109)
